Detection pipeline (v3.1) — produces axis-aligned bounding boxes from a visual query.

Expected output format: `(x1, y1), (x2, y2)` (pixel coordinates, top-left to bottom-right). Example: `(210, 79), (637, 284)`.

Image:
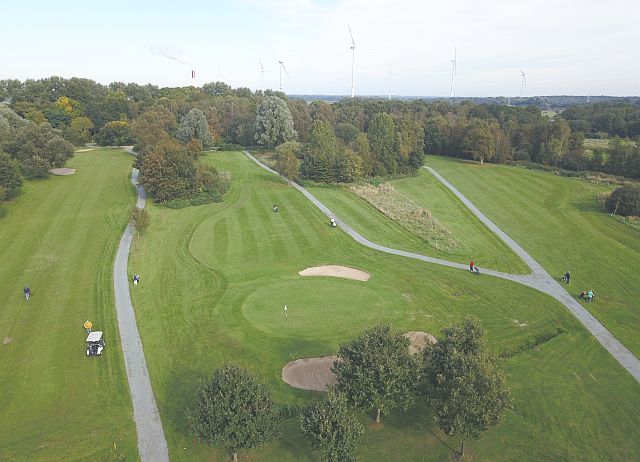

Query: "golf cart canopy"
(86, 331), (103, 342)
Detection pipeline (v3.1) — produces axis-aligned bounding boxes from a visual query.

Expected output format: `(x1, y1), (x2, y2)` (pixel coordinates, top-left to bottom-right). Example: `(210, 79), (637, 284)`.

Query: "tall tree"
(300, 390), (364, 462)
(176, 108), (214, 148)
(0, 152), (23, 198)
(301, 121), (341, 182)
(367, 113), (396, 174)
(254, 96), (297, 146)
(275, 141), (302, 180)
(423, 317), (511, 458)
(189, 366), (281, 462)
(333, 325), (418, 423)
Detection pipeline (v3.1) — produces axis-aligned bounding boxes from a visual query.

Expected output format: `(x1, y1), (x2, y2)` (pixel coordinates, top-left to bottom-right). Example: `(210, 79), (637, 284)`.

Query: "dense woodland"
(1, 77), (640, 206)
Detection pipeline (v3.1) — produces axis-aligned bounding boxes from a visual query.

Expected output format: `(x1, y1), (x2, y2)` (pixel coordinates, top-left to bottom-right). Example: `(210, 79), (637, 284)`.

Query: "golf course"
(2, 148), (639, 461)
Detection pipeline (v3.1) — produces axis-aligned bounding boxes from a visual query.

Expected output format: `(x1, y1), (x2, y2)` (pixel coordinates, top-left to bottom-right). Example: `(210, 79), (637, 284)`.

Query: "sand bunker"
(282, 331), (436, 391)
(405, 331), (437, 355)
(298, 265), (370, 281)
(75, 148), (93, 152)
(282, 355), (338, 391)
(49, 168), (76, 176)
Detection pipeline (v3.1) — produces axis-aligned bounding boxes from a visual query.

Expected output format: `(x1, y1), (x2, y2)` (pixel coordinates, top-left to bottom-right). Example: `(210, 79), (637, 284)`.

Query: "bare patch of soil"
(298, 265), (370, 281)
(3, 337), (12, 345)
(49, 168), (76, 176)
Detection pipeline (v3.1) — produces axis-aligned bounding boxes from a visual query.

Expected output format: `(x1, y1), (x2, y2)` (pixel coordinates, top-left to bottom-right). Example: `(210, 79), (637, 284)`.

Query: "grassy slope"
(307, 171), (529, 274)
(425, 155), (640, 357)
(130, 151), (640, 461)
(0, 149), (137, 461)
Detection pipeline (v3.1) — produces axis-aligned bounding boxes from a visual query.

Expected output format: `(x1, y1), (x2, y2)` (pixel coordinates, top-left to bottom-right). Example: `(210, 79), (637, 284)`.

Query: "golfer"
(284, 304), (288, 318)
(84, 320), (93, 334)
(23, 286), (31, 301)
(563, 271), (571, 284)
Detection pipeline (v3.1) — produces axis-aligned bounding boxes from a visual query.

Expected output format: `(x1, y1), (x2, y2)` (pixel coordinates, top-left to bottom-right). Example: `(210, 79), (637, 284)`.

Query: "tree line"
(190, 318), (510, 461)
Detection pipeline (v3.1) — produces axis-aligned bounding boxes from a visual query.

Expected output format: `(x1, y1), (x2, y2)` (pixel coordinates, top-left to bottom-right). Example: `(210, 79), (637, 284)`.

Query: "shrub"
(130, 207), (150, 232)
(606, 184), (640, 216)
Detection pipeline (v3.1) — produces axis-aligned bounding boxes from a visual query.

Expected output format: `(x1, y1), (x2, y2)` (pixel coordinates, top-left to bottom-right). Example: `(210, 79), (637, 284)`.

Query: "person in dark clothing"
(469, 261), (475, 272)
(563, 271), (571, 284)
(273, 205), (278, 212)
(474, 266), (480, 276)
(23, 286), (31, 301)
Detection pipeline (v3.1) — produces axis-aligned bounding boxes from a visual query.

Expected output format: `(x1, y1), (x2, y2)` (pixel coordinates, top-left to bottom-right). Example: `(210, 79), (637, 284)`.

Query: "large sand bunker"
(282, 331), (436, 391)
(298, 265), (370, 281)
(49, 168), (76, 176)
(282, 355), (338, 391)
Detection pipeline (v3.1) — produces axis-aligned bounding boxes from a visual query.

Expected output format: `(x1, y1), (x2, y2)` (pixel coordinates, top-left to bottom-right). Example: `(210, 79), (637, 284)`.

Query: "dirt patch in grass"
(282, 355), (338, 391)
(3, 337), (12, 345)
(49, 168), (76, 176)
(298, 265), (370, 281)
(350, 183), (465, 254)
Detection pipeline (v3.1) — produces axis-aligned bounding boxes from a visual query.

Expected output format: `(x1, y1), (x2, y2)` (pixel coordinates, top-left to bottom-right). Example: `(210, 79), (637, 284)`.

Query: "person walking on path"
(469, 261), (475, 272)
(84, 320), (93, 334)
(23, 286), (31, 301)
(563, 271), (571, 284)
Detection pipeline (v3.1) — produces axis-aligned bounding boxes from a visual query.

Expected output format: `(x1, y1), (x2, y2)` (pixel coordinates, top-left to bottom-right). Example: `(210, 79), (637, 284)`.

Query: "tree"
(139, 139), (196, 202)
(333, 325), (418, 423)
(367, 113), (396, 174)
(300, 390), (364, 462)
(96, 120), (133, 146)
(301, 121), (341, 182)
(606, 184), (640, 216)
(0, 152), (23, 197)
(275, 141), (301, 180)
(68, 116), (94, 145)
(176, 108), (214, 148)
(129, 207), (149, 233)
(423, 317), (511, 458)
(462, 121), (494, 166)
(353, 132), (373, 176)
(254, 96), (297, 146)
(189, 366), (281, 462)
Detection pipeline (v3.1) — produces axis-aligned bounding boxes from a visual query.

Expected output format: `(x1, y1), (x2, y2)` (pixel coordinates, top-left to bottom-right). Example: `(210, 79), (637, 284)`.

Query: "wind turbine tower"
(259, 59), (265, 91)
(520, 70), (526, 97)
(449, 46), (457, 104)
(388, 70), (392, 100)
(348, 25), (356, 98)
(278, 60), (289, 93)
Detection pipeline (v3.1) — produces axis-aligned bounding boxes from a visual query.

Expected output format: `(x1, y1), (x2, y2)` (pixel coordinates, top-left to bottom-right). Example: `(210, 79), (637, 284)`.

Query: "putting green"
(242, 278), (406, 339)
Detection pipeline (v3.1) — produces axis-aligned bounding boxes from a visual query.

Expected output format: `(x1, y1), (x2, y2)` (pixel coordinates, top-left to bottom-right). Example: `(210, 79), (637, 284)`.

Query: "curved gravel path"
(113, 168), (169, 461)
(244, 151), (640, 382)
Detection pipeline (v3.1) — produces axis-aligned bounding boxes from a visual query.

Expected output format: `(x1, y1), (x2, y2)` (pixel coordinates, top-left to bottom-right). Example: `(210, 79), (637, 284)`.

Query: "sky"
(1, 0), (639, 96)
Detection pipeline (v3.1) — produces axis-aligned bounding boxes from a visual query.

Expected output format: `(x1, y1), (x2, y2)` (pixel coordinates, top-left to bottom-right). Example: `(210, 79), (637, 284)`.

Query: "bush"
(130, 207), (150, 232)
(606, 184), (640, 216)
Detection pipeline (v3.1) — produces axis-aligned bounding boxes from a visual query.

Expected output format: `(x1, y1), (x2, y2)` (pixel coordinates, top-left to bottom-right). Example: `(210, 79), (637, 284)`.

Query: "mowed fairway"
(130, 151), (640, 461)
(307, 172), (529, 274)
(0, 149), (137, 461)
(425, 156), (640, 357)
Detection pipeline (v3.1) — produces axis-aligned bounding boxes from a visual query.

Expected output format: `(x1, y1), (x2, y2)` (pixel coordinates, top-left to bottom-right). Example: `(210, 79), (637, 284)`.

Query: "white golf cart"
(86, 331), (105, 356)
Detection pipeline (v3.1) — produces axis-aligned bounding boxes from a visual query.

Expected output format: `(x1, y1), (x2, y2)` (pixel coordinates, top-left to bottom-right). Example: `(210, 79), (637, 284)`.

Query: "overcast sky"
(2, 0), (638, 96)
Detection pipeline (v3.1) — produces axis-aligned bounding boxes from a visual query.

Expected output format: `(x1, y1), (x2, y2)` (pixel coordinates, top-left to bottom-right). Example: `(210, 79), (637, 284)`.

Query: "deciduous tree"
(254, 96), (297, 146)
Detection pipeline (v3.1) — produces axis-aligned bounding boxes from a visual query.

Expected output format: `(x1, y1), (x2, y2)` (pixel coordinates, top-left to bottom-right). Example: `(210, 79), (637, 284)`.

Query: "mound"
(405, 331), (437, 355)
(49, 168), (76, 176)
(298, 265), (370, 281)
(282, 355), (338, 391)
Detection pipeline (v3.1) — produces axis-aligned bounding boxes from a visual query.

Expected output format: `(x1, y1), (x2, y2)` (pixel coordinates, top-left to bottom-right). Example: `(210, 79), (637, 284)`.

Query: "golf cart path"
(244, 151), (640, 383)
(113, 168), (169, 461)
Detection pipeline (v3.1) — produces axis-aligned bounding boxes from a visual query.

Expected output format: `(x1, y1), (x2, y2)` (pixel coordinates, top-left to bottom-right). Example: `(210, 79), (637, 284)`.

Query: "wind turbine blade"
(282, 62), (290, 78)
(259, 58), (263, 70)
(348, 25), (355, 48)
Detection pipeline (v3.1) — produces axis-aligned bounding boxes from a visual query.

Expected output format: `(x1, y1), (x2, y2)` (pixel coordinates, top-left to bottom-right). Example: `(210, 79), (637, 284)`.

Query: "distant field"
(583, 138), (637, 152)
(425, 155), (640, 357)
(0, 150), (137, 461)
(129, 151), (640, 461)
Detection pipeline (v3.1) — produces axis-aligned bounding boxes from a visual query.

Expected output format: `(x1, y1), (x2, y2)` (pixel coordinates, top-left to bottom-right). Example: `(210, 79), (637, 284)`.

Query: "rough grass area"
(128, 151), (640, 461)
(350, 183), (466, 254)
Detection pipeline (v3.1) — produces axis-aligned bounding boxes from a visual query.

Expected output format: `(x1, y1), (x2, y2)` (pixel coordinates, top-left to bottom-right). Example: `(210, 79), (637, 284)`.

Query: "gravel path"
(113, 168), (169, 461)
(244, 151), (640, 382)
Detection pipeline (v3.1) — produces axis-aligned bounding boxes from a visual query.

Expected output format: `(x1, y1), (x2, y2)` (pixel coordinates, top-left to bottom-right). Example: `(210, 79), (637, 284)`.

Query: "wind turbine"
(388, 68), (394, 100)
(348, 25), (356, 98)
(278, 60), (290, 93)
(259, 59), (265, 91)
(449, 46), (457, 104)
(519, 70), (526, 97)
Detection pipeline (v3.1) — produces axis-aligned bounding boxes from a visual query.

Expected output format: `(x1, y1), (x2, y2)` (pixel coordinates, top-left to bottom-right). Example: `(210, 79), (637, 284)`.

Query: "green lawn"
(130, 151), (640, 461)
(0, 149), (137, 461)
(307, 171), (529, 274)
(425, 155), (640, 358)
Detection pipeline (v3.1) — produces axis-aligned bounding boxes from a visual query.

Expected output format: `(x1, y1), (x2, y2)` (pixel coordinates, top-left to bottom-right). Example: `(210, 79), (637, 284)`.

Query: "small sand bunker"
(75, 148), (93, 152)
(282, 355), (338, 391)
(49, 168), (76, 176)
(298, 265), (370, 281)
(404, 331), (437, 355)
(3, 337), (12, 345)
